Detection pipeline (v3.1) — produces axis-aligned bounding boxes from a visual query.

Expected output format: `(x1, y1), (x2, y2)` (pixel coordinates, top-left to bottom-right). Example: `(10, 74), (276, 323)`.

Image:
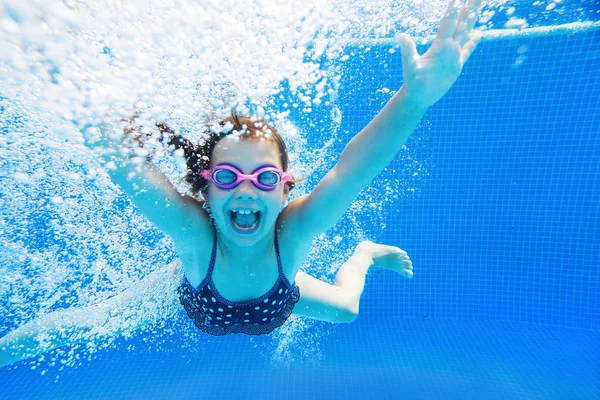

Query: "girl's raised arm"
(81, 119), (212, 249)
(284, 0), (483, 241)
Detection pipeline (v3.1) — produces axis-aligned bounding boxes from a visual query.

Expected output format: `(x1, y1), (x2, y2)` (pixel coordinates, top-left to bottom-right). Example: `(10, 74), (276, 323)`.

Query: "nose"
(233, 179), (258, 200)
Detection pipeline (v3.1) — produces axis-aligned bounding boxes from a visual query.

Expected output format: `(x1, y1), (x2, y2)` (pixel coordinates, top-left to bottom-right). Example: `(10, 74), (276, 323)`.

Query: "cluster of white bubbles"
(0, 0), (519, 374)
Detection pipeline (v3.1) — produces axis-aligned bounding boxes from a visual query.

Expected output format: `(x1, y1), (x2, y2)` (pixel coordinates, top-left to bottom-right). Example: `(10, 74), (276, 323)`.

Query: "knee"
(355, 240), (374, 255)
(338, 305), (359, 323)
(342, 311), (358, 323)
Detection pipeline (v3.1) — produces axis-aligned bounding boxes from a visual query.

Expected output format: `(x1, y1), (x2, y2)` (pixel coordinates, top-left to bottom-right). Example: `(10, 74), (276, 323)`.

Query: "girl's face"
(207, 136), (289, 246)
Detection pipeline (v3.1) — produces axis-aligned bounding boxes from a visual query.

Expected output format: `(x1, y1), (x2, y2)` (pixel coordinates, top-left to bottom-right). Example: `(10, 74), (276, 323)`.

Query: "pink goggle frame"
(201, 163), (292, 191)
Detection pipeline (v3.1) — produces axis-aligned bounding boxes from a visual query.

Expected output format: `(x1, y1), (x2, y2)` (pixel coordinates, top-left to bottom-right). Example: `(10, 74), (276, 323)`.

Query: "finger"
(437, 0), (462, 39)
(396, 33), (419, 75)
(464, 0), (484, 33)
(453, 3), (469, 42)
(455, 0), (483, 45)
(460, 30), (481, 62)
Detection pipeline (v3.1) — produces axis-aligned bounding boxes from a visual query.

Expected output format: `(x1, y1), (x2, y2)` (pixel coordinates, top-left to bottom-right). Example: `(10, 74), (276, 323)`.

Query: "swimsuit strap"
(207, 228), (218, 277)
(274, 229), (284, 276)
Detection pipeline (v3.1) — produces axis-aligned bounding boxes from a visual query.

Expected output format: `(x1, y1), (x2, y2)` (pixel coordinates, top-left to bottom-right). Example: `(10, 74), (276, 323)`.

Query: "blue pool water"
(1, 7), (599, 400)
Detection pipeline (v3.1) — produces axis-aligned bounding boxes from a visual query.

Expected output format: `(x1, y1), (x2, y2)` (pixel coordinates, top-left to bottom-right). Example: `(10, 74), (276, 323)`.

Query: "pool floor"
(1, 319), (598, 399)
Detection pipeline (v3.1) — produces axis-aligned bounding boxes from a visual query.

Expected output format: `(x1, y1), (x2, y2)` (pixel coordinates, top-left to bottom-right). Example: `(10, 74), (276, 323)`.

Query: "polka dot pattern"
(177, 229), (300, 336)
(179, 278), (300, 336)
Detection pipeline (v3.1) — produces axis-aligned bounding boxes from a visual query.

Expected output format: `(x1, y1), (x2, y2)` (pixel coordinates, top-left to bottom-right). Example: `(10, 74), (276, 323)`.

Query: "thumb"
(395, 33), (418, 73)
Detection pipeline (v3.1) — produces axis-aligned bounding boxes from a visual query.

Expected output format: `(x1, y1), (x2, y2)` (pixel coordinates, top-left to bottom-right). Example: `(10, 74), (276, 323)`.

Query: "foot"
(355, 241), (413, 279)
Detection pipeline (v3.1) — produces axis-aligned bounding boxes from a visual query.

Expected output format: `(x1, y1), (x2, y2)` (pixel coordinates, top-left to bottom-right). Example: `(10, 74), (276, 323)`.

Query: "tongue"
(233, 212), (258, 227)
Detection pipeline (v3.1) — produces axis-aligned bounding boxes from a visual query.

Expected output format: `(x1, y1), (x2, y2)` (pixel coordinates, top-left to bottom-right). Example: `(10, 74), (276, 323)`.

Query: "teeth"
(232, 209), (258, 215)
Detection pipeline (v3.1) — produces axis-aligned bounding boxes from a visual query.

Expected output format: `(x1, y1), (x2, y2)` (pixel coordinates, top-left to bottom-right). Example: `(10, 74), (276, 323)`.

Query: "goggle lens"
(257, 171), (279, 186)
(203, 164), (291, 191)
(214, 169), (279, 187)
(214, 169), (237, 184)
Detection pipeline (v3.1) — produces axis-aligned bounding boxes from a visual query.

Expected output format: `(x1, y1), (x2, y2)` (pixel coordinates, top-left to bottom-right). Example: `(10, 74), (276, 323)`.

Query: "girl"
(0, 0), (482, 365)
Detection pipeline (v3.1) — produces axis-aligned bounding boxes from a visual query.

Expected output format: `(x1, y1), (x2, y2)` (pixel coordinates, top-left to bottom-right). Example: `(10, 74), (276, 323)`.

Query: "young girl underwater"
(0, 0), (483, 366)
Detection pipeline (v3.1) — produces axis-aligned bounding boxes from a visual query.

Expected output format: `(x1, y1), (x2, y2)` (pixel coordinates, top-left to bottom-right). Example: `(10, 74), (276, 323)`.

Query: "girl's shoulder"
(173, 221), (214, 288)
(276, 201), (315, 279)
(169, 199), (214, 284)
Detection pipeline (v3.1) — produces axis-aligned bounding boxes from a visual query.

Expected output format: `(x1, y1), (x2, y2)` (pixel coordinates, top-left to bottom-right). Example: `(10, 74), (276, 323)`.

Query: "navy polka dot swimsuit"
(178, 230), (300, 336)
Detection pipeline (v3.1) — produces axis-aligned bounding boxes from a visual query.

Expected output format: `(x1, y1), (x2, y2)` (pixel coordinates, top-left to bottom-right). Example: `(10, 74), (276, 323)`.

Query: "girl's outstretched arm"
(80, 117), (212, 252)
(284, 0), (483, 239)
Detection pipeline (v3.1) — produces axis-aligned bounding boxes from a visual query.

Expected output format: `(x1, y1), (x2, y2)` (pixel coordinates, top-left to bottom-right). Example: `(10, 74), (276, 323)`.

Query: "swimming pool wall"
(301, 26), (599, 330)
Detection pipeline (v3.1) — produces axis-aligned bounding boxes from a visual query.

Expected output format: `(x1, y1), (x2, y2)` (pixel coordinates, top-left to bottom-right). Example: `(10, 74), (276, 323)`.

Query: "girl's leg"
(0, 302), (111, 368)
(0, 261), (181, 368)
(293, 241), (413, 323)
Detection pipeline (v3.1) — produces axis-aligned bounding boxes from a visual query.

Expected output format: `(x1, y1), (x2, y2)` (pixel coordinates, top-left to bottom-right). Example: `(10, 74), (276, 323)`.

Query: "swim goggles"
(201, 163), (292, 191)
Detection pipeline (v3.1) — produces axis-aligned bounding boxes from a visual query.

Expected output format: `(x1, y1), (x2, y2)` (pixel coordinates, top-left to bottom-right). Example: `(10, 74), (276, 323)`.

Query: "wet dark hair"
(157, 113), (301, 197)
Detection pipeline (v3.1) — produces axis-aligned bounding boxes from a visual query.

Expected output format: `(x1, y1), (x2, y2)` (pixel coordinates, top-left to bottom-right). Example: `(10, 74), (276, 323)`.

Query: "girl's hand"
(396, 0), (483, 108)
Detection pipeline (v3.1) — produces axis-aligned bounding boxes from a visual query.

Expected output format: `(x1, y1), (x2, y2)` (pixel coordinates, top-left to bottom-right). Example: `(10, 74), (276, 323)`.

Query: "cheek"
(205, 190), (226, 212)
(268, 190), (286, 211)
(207, 185), (228, 199)
(269, 186), (284, 200)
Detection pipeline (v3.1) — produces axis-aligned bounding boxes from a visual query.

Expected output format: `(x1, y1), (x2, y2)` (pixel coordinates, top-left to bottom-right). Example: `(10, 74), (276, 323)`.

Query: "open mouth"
(229, 209), (261, 234)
